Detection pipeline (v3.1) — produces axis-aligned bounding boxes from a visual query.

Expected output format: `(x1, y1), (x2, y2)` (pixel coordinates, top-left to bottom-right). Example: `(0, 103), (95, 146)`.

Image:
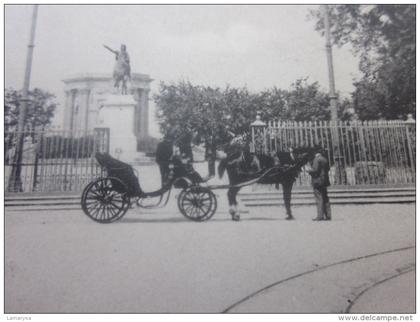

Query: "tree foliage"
(5, 88), (58, 192)
(311, 4), (415, 119)
(154, 79), (348, 155)
(260, 79), (331, 122)
(154, 82), (258, 156)
(5, 88), (57, 156)
(5, 87), (57, 131)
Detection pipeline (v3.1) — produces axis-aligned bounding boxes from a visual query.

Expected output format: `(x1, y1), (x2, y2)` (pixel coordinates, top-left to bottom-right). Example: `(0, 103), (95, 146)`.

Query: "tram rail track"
(223, 245), (415, 313)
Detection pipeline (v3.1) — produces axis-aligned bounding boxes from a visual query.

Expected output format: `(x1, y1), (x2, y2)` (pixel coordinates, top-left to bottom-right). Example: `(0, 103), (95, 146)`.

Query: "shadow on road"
(118, 216), (282, 224)
(119, 217), (188, 224)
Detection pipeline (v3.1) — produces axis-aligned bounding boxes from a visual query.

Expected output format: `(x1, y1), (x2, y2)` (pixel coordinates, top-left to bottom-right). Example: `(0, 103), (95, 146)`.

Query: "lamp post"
(7, 5), (39, 192)
(322, 4), (347, 184)
(323, 5), (338, 122)
(250, 111), (267, 154)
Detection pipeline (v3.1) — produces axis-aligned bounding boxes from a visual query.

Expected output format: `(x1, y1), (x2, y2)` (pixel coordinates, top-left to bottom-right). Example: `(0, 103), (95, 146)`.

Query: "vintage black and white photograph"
(4, 3), (416, 317)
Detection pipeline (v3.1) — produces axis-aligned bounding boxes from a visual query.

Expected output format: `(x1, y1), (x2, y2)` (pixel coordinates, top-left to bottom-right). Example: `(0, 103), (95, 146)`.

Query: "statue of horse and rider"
(104, 44), (131, 95)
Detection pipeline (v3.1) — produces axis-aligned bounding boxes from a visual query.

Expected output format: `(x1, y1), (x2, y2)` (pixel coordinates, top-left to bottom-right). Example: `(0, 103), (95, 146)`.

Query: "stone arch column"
(139, 88), (150, 140)
(132, 88), (141, 137)
(133, 88), (150, 141)
(79, 88), (91, 133)
(65, 89), (78, 134)
(63, 90), (72, 132)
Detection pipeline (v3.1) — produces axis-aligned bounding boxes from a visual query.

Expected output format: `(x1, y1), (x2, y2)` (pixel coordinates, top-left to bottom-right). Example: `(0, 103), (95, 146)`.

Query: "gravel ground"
(5, 202), (415, 313)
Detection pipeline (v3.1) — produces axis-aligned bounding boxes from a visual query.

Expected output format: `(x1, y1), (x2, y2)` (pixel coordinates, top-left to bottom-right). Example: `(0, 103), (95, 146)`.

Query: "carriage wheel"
(81, 177), (130, 223)
(178, 186), (217, 222)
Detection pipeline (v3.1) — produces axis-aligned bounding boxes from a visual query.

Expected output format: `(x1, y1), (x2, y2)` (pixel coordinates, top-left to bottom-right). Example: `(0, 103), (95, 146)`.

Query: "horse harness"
(227, 151), (261, 175)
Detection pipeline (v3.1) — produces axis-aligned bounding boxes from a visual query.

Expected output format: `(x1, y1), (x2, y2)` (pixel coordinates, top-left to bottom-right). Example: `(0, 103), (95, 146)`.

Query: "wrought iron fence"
(252, 118), (416, 186)
(5, 128), (109, 193)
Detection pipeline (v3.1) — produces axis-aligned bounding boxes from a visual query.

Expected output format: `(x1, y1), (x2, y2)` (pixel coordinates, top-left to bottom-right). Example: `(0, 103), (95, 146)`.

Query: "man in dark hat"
(306, 147), (332, 221)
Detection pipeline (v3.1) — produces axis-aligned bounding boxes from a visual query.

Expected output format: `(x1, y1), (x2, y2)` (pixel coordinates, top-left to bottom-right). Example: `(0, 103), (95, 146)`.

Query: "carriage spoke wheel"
(81, 177), (130, 223)
(178, 186), (217, 222)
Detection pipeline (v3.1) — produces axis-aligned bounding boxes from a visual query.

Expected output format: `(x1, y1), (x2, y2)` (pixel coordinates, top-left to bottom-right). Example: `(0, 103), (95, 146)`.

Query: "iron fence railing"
(252, 119), (416, 186)
(5, 128), (109, 193)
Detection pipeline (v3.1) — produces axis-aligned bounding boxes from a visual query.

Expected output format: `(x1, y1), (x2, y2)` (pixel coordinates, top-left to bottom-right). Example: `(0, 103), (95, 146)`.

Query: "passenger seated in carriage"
(155, 133), (204, 187)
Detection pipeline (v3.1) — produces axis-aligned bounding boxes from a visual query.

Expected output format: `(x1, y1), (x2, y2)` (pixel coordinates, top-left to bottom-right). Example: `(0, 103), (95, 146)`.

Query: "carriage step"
(5, 187), (416, 210)
(243, 197), (415, 207)
(6, 195), (80, 202)
(239, 187), (415, 196)
(5, 195), (80, 209)
(240, 191), (416, 201)
(6, 201), (80, 207)
(240, 187), (415, 207)
(5, 204), (82, 212)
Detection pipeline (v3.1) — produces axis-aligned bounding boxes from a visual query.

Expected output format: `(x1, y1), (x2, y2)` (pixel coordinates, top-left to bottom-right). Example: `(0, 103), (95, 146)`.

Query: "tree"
(258, 79), (352, 122)
(155, 79), (348, 176)
(5, 88), (57, 132)
(5, 87), (57, 154)
(281, 79), (331, 121)
(5, 88), (57, 192)
(310, 4), (415, 119)
(154, 81), (260, 175)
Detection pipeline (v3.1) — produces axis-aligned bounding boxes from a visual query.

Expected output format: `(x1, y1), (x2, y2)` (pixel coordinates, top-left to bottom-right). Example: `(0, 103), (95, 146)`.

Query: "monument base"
(97, 94), (143, 162)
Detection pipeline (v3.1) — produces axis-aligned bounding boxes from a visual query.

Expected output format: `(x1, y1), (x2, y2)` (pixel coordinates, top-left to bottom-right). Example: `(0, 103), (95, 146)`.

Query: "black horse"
(218, 147), (318, 221)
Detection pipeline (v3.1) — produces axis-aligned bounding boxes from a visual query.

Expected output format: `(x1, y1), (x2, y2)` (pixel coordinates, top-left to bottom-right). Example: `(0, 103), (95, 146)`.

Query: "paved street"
(5, 201), (415, 313)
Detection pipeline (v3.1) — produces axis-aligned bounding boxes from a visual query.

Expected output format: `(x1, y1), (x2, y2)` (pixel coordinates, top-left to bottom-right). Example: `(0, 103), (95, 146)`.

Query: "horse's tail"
(218, 158), (228, 179)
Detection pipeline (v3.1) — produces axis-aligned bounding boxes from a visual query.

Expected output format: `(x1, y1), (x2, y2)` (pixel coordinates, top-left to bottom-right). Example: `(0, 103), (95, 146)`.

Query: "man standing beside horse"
(306, 148), (332, 221)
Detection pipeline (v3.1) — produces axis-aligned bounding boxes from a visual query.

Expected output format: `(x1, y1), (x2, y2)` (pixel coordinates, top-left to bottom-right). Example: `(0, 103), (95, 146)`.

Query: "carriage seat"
(95, 153), (143, 197)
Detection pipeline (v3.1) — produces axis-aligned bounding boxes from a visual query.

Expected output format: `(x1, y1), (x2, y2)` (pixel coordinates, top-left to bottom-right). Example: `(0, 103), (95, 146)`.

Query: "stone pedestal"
(97, 94), (140, 162)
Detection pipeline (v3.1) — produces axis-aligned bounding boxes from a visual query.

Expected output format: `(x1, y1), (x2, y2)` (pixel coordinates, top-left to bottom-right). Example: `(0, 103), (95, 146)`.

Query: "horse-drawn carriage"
(81, 152), (218, 223)
(81, 147), (318, 223)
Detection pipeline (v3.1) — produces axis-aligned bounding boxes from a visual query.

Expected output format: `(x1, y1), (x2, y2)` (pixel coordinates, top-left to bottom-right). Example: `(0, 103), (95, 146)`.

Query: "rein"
(209, 165), (290, 190)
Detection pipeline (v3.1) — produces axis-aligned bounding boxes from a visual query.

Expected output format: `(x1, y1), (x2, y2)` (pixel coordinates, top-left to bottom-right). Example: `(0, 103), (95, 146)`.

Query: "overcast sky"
(5, 4), (360, 136)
